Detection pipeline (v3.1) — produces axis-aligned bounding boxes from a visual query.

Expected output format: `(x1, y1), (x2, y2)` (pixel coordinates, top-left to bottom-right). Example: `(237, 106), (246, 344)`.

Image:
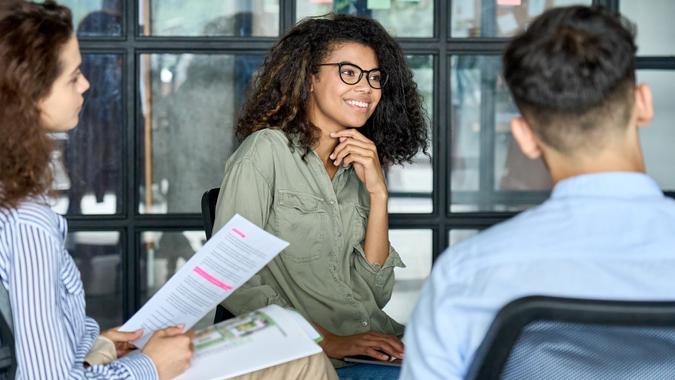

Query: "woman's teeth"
(347, 100), (368, 108)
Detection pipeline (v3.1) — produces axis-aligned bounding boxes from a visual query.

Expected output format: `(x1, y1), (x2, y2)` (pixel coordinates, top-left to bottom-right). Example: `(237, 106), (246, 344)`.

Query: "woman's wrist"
(368, 189), (388, 202)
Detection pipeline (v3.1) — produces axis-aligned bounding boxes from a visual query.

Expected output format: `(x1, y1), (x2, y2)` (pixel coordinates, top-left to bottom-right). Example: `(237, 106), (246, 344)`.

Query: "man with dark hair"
(401, 6), (675, 380)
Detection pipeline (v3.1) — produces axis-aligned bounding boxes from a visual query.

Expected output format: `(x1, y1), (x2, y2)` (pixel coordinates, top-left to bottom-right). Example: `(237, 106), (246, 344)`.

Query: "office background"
(48, 0), (675, 329)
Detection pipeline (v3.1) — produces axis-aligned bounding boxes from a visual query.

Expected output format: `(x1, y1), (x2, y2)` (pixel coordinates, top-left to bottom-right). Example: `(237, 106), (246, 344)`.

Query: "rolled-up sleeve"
(352, 242), (405, 308)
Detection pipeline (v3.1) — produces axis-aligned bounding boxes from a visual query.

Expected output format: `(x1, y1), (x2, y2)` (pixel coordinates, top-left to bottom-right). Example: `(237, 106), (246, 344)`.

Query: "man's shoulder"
(434, 204), (557, 274)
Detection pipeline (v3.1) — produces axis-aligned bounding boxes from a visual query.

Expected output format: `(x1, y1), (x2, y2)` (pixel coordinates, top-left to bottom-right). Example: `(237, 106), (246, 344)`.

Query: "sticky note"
(368, 0), (392, 10)
(498, 0), (521, 5)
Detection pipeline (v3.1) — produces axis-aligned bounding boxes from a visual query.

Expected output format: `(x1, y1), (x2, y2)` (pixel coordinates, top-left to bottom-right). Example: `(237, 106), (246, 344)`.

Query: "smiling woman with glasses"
(211, 13), (428, 380)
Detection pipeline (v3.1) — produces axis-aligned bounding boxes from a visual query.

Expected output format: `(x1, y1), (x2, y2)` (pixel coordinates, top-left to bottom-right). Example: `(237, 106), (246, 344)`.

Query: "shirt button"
(337, 232), (342, 237)
(329, 200), (335, 205)
(361, 320), (369, 327)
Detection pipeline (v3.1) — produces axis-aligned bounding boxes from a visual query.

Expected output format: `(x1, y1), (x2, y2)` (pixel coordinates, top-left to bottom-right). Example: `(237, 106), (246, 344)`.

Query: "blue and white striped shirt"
(0, 201), (158, 379)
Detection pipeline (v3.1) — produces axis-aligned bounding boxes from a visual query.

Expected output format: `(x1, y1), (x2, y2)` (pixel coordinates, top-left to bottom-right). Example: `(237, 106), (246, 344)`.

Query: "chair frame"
(464, 295), (675, 380)
(0, 312), (15, 378)
(201, 187), (220, 240)
(201, 187), (237, 323)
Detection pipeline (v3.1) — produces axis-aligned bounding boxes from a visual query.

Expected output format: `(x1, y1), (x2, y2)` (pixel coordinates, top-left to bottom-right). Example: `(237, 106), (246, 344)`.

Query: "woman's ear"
(309, 74), (316, 93)
(511, 116), (543, 160)
(634, 83), (654, 128)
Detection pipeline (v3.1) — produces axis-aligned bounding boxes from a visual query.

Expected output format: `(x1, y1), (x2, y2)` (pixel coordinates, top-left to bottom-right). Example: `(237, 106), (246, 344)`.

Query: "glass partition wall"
(51, 0), (674, 327)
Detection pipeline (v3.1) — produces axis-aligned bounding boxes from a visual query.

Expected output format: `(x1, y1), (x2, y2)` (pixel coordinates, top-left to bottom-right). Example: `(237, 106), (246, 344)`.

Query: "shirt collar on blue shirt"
(551, 172), (664, 200)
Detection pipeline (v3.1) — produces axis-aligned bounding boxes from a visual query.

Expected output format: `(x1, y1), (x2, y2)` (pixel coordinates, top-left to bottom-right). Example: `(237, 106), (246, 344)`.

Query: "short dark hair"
(503, 6), (637, 153)
(236, 13), (428, 165)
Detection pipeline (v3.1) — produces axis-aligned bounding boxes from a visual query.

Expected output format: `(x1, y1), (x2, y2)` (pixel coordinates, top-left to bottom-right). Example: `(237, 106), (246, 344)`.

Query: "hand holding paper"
(121, 214), (289, 347)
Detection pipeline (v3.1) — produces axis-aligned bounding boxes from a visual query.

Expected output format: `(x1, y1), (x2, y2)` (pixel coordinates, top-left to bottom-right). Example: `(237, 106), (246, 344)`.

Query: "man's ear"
(511, 116), (543, 160)
(635, 84), (654, 128)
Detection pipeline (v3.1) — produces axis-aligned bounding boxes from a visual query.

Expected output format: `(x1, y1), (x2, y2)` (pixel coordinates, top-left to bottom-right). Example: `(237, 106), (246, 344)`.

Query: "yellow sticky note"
(368, 0), (392, 10)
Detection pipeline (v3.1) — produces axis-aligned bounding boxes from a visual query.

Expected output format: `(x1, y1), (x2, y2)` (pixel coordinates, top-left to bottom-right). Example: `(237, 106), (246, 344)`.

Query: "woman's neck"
(313, 125), (345, 162)
(312, 124), (346, 179)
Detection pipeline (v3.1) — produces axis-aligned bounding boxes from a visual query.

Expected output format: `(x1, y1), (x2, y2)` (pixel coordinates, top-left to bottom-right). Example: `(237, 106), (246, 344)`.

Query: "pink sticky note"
(498, 0), (521, 5)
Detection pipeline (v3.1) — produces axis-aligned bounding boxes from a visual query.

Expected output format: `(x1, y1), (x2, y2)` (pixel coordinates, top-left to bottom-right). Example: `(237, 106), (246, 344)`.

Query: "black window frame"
(67, 0), (675, 322)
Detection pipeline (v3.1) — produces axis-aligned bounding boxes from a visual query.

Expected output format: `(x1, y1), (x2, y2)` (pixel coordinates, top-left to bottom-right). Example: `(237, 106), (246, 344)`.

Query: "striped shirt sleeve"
(8, 221), (157, 379)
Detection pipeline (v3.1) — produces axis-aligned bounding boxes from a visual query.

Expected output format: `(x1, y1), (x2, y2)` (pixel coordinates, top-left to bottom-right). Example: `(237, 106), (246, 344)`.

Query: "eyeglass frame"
(317, 61), (388, 89)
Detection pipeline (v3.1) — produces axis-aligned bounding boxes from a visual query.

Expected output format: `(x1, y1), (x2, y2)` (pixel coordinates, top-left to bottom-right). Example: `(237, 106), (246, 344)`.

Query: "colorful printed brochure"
(175, 304), (323, 380)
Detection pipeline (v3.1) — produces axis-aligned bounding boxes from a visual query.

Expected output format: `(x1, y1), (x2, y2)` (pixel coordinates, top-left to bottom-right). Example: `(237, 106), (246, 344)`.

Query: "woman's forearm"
(363, 191), (389, 265)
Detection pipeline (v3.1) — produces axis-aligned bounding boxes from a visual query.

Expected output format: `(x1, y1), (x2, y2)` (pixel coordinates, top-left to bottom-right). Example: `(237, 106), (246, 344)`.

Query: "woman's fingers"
(102, 328), (144, 343)
(363, 334), (404, 358)
(330, 138), (377, 165)
(333, 145), (375, 166)
(330, 129), (372, 144)
(330, 138), (374, 162)
(365, 348), (391, 361)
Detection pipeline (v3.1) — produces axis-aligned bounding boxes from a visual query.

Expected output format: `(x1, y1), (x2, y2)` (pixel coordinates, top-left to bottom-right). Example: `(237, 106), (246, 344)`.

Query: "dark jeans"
(336, 364), (401, 380)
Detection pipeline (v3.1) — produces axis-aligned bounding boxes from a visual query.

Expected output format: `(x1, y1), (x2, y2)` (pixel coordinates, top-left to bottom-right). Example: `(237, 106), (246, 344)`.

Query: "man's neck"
(544, 139), (646, 185)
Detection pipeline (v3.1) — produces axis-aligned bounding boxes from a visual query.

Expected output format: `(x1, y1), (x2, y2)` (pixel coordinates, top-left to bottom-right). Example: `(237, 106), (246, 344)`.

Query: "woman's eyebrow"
(69, 65), (81, 76)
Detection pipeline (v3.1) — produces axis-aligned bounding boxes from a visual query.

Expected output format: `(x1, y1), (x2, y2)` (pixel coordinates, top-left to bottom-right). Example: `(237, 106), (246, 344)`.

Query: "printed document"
(121, 214), (289, 347)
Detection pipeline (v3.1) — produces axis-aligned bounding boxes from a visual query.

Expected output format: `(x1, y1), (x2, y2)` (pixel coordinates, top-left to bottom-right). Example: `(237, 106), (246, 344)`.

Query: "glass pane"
(139, 54), (264, 214)
(448, 229), (480, 247)
(621, 0), (675, 55)
(53, 0), (123, 36)
(638, 70), (675, 190)
(383, 229), (432, 324)
(139, 230), (216, 328)
(296, 0), (433, 38)
(450, 55), (551, 213)
(140, 0), (278, 36)
(51, 54), (124, 216)
(67, 231), (123, 329)
(387, 55), (433, 213)
(450, 0), (592, 38)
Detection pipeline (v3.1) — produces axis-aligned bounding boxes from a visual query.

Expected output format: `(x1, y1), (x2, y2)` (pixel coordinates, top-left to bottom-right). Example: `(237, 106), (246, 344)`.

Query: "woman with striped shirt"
(0, 2), (339, 379)
(0, 1), (194, 379)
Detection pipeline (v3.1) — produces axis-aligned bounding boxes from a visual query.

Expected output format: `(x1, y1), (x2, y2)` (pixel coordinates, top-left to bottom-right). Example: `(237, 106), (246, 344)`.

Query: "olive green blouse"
(213, 128), (405, 343)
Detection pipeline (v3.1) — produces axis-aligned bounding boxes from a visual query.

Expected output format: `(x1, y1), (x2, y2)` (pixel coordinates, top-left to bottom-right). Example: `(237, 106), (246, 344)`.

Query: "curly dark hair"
(236, 13), (428, 165)
(0, 0), (73, 210)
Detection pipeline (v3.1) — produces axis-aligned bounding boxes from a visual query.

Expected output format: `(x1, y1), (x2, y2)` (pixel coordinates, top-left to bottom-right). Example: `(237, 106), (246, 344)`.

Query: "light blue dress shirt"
(401, 172), (675, 380)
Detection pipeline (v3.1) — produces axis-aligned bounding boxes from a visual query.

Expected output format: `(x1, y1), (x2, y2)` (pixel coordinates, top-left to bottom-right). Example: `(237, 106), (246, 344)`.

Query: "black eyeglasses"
(317, 62), (387, 89)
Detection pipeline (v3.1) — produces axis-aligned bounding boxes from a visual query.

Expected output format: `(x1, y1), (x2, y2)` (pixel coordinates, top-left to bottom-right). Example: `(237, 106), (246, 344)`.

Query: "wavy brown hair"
(237, 14), (428, 165)
(0, 0), (73, 210)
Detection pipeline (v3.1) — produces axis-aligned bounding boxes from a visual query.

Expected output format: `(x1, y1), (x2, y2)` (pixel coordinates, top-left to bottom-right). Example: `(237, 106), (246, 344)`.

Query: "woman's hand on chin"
(329, 130), (387, 197)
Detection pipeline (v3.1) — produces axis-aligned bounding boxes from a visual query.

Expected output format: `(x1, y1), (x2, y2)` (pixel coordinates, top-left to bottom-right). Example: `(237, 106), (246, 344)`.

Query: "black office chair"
(464, 295), (675, 380)
(0, 292), (16, 379)
(200, 187), (236, 324)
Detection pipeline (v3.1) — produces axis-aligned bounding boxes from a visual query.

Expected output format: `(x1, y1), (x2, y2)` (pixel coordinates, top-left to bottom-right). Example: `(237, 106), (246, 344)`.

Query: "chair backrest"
(465, 296), (675, 380)
(0, 285), (16, 379)
(201, 187), (221, 240)
(200, 187), (236, 324)
(0, 317), (16, 379)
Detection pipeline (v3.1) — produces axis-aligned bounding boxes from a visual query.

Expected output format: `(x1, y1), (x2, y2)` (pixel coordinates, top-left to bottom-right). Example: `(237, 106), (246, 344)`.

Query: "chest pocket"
(274, 190), (329, 262)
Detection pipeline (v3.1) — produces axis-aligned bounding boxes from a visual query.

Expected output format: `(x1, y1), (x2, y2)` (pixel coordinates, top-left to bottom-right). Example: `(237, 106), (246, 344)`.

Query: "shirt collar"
(551, 172), (664, 200)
